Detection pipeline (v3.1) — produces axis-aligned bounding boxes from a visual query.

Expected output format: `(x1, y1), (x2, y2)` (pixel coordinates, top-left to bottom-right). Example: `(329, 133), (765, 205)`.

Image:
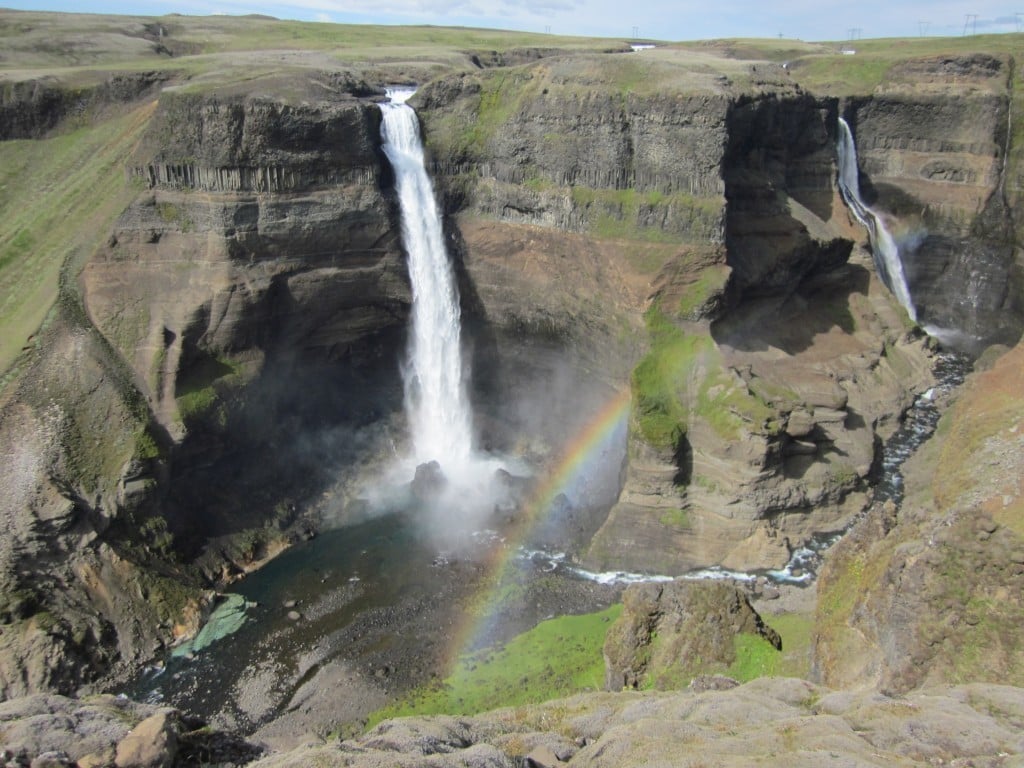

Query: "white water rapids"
(836, 117), (917, 322)
(380, 88), (474, 471)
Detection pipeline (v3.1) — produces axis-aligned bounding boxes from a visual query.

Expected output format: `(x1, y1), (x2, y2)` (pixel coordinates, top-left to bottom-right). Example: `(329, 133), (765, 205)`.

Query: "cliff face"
(0, 71), (169, 140)
(81, 87), (416, 560)
(416, 58), (936, 573)
(843, 53), (1022, 345)
(0, 79), (414, 695)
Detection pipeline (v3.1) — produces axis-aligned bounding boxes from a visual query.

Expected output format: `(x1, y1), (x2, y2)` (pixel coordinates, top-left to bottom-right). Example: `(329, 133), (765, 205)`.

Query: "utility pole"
(544, 25), (551, 34)
(632, 25), (639, 38)
(1016, 13), (1023, 32)
(963, 13), (978, 35)
(918, 20), (930, 36)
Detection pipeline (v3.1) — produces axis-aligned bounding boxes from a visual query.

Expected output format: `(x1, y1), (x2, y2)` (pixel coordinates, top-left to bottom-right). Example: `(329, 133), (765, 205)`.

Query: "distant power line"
(963, 13), (978, 35)
(918, 20), (930, 36)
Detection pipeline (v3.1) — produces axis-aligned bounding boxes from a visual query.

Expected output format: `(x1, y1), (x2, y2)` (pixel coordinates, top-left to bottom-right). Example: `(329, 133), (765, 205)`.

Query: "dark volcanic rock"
(411, 460), (447, 500)
(0, 72), (169, 140)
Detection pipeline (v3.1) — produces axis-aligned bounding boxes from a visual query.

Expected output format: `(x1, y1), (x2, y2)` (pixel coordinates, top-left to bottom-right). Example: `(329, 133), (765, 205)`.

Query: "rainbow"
(444, 386), (632, 663)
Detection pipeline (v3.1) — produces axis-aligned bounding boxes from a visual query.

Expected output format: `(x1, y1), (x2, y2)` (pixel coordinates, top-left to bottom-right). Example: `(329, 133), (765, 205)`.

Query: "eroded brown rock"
(814, 341), (1024, 693)
(603, 580), (780, 691)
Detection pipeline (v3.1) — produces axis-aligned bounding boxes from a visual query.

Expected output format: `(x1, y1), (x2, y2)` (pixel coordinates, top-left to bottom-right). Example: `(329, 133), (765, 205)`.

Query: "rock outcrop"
(5, 678), (1024, 767)
(603, 580), (780, 691)
(0, 693), (260, 767)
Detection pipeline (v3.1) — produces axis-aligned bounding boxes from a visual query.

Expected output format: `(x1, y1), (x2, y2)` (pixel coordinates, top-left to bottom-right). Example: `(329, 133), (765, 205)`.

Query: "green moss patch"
(677, 265), (730, 319)
(571, 186), (723, 244)
(729, 613), (814, 681)
(631, 306), (778, 449)
(631, 309), (706, 447)
(175, 353), (241, 423)
(659, 508), (691, 530)
(368, 604), (621, 726)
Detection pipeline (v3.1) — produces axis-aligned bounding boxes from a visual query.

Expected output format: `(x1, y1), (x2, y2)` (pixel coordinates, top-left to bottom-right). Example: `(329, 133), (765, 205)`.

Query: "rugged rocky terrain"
(0, 9), (1023, 765)
(7, 676), (1024, 767)
(815, 339), (1024, 692)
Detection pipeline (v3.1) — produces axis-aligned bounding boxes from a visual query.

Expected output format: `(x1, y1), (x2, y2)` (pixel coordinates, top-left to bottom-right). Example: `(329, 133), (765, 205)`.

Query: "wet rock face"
(411, 461), (447, 501)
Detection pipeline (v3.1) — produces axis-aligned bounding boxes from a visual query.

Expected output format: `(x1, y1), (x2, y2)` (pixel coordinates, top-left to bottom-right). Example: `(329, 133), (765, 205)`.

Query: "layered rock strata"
(843, 53), (1022, 345)
(415, 57), (937, 573)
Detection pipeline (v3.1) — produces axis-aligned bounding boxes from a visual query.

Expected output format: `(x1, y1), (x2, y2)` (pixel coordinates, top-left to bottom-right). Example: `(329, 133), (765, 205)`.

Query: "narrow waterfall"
(836, 118), (917, 322)
(380, 88), (474, 471)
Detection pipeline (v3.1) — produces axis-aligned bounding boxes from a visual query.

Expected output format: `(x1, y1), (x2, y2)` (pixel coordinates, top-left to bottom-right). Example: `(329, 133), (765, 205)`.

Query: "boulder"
(114, 711), (178, 768)
(411, 461), (447, 501)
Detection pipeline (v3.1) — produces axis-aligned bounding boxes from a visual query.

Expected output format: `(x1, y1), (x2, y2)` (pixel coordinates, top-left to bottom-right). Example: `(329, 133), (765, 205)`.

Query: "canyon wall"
(0, 46), (1021, 697)
(842, 53), (1023, 345)
(414, 57), (939, 573)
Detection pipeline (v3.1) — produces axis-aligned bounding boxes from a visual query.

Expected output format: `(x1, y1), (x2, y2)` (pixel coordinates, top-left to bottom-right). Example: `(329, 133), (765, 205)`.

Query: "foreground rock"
(7, 679), (1024, 767)
(603, 580), (780, 691)
(248, 678), (1024, 767)
(0, 693), (261, 767)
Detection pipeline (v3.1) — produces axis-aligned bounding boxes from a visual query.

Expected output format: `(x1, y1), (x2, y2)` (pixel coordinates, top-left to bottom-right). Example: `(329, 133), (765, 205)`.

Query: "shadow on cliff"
(711, 263), (870, 355)
(162, 297), (408, 559)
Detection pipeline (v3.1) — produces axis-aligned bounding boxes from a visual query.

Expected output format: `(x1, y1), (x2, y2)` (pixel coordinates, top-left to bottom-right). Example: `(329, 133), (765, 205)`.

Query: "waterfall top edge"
(385, 86), (418, 104)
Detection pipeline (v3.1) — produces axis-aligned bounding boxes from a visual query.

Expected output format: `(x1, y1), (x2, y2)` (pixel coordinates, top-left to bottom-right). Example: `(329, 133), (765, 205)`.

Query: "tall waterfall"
(380, 88), (474, 470)
(836, 118), (917, 322)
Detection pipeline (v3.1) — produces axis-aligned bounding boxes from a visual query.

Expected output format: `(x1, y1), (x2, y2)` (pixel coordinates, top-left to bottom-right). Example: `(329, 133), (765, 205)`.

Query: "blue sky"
(6, 0), (1023, 41)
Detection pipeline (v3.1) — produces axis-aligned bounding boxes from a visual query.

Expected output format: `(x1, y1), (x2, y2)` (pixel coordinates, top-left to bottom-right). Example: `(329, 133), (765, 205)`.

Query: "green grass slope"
(0, 101), (154, 375)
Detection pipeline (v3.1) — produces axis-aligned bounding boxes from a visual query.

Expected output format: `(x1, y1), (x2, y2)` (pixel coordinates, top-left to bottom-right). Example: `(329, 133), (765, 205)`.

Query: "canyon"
(0, 10), (1022, 765)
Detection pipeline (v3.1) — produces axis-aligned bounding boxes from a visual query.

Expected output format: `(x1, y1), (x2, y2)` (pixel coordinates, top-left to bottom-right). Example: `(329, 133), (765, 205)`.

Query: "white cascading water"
(836, 117), (917, 322)
(380, 88), (474, 471)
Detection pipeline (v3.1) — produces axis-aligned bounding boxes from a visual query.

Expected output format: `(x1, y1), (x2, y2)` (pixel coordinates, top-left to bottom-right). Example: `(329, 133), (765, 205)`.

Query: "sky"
(5, 0), (1023, 42)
